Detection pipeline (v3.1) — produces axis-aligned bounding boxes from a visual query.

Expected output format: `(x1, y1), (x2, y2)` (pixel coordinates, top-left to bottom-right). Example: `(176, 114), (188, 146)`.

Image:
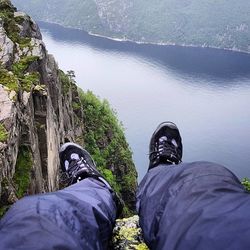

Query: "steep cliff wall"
(0, 0), (137, 217)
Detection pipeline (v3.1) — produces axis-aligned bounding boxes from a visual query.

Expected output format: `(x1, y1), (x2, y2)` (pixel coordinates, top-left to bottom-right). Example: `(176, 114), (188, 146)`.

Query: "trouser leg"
(137, 161), (250, 250)
(0, 178), (117, 250)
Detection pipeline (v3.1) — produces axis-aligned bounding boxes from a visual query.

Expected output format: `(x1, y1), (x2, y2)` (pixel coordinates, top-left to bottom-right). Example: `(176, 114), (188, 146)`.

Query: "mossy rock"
(0, 122), (8, 142)
(112, 215), (149, 250)
(0, 67), (19, 92)
(242, 178), (250, 192)
(13, 145), (33, 198)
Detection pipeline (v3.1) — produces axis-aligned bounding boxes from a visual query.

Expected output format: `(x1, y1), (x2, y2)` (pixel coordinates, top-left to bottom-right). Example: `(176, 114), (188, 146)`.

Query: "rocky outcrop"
(0, 0), (82, 212)
(0, 21), (14, 66)
(112, 216), (149, 250)
(0, 0), (137, 217)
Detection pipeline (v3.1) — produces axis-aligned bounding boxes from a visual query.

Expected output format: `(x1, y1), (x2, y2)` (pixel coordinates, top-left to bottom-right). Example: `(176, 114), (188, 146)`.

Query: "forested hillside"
(12, 0), (250, 53)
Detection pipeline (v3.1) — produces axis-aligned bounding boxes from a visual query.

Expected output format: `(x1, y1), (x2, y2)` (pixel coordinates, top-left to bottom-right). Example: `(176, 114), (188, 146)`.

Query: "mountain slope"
(12, 0), (250, 53)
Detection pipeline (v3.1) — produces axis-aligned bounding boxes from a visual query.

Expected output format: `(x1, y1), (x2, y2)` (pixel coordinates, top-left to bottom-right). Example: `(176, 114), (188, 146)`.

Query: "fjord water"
(39, 22), (250, 181)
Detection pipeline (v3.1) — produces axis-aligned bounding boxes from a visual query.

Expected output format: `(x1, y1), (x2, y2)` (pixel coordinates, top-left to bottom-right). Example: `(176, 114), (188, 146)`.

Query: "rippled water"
(39, 22), (250, 181)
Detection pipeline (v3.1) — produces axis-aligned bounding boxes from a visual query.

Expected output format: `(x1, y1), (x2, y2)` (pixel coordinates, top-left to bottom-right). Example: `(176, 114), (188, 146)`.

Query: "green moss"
(242, 178), (250, 192)
(13, 146), (33, 198)
(20, 72), (40, 91)
(1, 9), (20, 44)
(113, 216), (149, 249)
(12, 56), (39, 75)
(11, 56), (40, 92)
(0, 123), (8, 142)
(14, 15), (25, 25)
(0, 3), (39, 92)
(0, 55), (39, 92)
(0, 66), (19, 92)
(0, 1), (32, 48)
(18, 37), (32, 49)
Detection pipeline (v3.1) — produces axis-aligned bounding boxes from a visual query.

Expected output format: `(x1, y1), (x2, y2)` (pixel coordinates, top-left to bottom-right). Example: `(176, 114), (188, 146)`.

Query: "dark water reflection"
(39, 21), (250, 181)
(39, 21), (250, 82)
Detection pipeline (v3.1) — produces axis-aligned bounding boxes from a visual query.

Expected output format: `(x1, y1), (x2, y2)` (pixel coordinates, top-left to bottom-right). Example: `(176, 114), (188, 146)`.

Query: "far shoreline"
(37, 20), (250, 56)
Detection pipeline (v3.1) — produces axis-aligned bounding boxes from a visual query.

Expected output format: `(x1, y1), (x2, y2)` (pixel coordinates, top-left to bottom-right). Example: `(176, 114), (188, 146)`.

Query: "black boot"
(149, 121), (183, 170)
(59, 142), (123, 217)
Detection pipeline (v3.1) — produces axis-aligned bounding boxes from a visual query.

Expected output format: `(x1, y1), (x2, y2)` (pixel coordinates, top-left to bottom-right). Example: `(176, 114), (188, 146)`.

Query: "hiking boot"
(59, 142), (123, 217)
(149, 121), (183, 170)
(59, 142), (109, 186)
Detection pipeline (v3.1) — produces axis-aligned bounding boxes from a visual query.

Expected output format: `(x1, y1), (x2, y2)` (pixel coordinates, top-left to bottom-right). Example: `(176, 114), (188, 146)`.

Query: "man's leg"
(0, 143), (119, 250)
(137, 122), (250, 250)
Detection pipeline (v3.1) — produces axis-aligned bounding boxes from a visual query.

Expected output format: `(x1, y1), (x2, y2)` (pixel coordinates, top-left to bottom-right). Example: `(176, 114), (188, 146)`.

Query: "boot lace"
(150, 137), (181, 165)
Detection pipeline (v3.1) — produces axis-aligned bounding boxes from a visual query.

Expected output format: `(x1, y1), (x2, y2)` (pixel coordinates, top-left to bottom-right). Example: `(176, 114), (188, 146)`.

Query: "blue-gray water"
(39, 22), (250, 181)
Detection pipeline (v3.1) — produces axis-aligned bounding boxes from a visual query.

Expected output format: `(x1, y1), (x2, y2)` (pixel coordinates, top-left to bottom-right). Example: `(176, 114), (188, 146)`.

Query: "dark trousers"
(1, 162), (250, 249)
(0, 178), (116, 250)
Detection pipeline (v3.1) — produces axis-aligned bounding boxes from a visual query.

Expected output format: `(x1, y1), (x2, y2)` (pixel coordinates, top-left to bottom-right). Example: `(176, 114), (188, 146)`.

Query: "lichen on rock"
(112, 215), (149, 250)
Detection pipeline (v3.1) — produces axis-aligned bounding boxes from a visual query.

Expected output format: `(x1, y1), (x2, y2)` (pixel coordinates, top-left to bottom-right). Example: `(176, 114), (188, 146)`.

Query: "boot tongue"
(70, 153), (80, 161)
(159, 136), (168, 142)
(65, 153), (80, 171)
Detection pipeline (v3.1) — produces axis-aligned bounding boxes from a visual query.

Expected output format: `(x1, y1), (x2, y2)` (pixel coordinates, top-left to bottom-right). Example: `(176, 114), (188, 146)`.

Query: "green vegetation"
(242, 178), (250, 192)
(72, 101), (81, 111)
(12, 0), (106, 34)
(11, 56), (40, 92)
(79, 90), (137, 215)
(0, 0), (31, 46)
(0, 178), (11, 218)
(0, 66), (19, 92)
(112, 216), (149, 249)
(0, 55), (39, 92)
(80, 91), (136, 182)
(13, 145), (33, 198)
(12, 0), (250, 53)
(59, 71), (137, 215)
(59, 70), (72, 94)
(0, 1), (40, 92)
(0, 123), (8, 142)
(21, 72), (40, 91)
(12, 56), (39, 74)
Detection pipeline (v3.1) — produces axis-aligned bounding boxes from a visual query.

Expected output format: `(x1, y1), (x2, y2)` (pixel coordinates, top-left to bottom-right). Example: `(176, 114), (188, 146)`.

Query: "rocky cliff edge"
(0, 0), (137, 218)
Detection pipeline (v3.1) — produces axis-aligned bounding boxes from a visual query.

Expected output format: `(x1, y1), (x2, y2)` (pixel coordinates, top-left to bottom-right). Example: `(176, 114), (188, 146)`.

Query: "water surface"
(39, 22), (250, 181)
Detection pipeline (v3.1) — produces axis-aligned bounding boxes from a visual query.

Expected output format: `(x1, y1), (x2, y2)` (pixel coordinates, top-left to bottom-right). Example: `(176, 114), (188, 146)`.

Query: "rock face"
(0, 0), (137, 217)
(0, 21), (14, 65)
(112, 216), (149, 250)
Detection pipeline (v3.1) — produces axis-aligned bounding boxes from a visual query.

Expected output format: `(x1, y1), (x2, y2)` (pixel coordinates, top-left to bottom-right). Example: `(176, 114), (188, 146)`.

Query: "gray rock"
(112, 215), (149, 250)
(0, 22), (14, 66)
(14, 11), (42, 40)
(0, 85), (13, 121)
(0, 1), (87, 208)
(15, 38), (46, 61)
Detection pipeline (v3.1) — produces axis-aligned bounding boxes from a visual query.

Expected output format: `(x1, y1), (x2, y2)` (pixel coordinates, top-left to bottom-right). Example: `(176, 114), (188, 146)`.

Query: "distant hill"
(12, 0), (250, 53)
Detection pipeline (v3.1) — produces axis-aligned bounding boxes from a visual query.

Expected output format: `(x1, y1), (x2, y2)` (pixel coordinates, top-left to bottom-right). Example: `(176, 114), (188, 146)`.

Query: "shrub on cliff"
(79, 90), (138, 216)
